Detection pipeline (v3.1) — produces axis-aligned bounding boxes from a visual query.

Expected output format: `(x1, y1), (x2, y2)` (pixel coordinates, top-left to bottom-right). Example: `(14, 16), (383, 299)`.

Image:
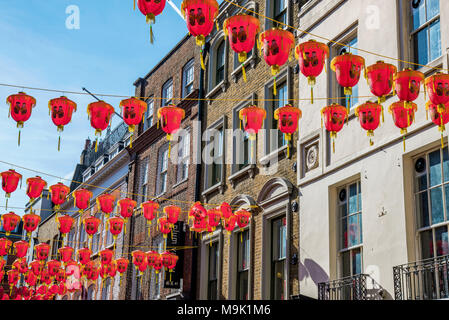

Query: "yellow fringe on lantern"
(200, 50), (205, 71)
(242, 64), (247, 82)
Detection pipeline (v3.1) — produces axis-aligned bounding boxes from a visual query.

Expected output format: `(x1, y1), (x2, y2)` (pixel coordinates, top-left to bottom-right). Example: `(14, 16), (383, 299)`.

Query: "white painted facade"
(297, 0), (449, 299)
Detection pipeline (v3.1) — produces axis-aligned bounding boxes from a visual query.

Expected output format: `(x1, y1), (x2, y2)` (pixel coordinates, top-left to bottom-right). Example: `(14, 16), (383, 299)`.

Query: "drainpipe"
(190, 42), (209, 300)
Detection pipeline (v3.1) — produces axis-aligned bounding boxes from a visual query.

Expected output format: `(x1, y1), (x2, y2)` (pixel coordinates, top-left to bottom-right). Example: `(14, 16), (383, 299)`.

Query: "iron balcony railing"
(318, 274), (368, 300)
(393, 254), (449, 300)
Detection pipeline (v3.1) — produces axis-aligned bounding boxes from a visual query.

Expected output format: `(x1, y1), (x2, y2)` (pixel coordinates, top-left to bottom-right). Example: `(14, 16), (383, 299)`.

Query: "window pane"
(429, 150), (442, 187)
(348, 214), (361, 247)
(421, 229), (433, 259)
(435, 226), (449, 257)
(271, 260), (285, 300)
(238, 230), (249, 271)
(412, 0), (426, 30)
(348, 183), (358, 214)
(430, 186), (444, 224)
(427, 0), (440, 20)
(341, 251), (350, 278)
(416, 191), (430, 228)
(352, 248), (362, 275)
(237, 270), (249, 300)
(414, 28), (429, 66)
(443, 147), (449, 182)
(341, 217), (348, 249)
(358, 182), (362, 211)
(339, 202), (347, 219)
(429, 20), (441, 61)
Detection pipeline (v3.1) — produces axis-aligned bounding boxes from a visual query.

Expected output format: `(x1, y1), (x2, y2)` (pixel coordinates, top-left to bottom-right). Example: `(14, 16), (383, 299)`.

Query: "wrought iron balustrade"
(393, 254), (449, 300)
(318, 274), (368, 300)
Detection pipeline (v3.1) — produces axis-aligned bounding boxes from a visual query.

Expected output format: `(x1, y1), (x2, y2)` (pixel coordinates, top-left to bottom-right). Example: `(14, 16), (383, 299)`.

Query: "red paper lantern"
(394, 69), (424, 107)
(164, 205), (181, 226)
(13, 240), (29, 258)
(36, 285), (47, 296)
(73, 189), (93, 213)
(12, 257), (28, 274)
(88, 265), (100, 281)
(100, 249), (114, 265)
(1, 169), (22, 206)
(26, 176), (47, 203)
(47, 260), (62, 277)
(0, 238), (12, 257)
(29, 260), (42, 276)
(189, 202), (207, 222)
(132, 250), (147, 269)
(146, 251), (159, 267)
(389, 101), (418, 151)
(223, 14), (260, 82)
(142, 200), (159, 236)
(35, 243), (51, 261)
(100, 262), (115, 279)
(425, 73), (449, 111)
(77, 248), (92, 265)
(56, 214), (75, 237)
(83, 215), (101, 247)
(181, 0), (219, 69)
(6, 92), (36, 145)
(120, 97), (147, 147)
(96, 193), (115, 218)
(152, 254), (163, 274)
(25, 270), (38, 287)
(118, 198), (136, 234)
(366, 61), (397, 104)
(87, 101), (115, 152)
(1, 212), (20, 236)
(56, 268), (66, 283)
(81, 260), (94, 278)
(260, 28), (295, 96)
(116, 258), (129, 274)
(107, 216), (124, 246)
(331, 53), (365, 110)
(158, 217), (171, 239)
(157, 105), (186, 156)
(207, 208), (221, 231)
(235, 210), (251, 230)
(274, 104), (302, 157)
(48, 96), (77, 151)
(427, 102), (449, 148)
(222, 214), (237, 235)
(58, 283), (67, 296)
(355, 102), (383, 146)
(239, 105), (266, 139)
(58, 246), (74, 264)
(22, 212), (41, 238)
(220, 202), (233, 220)
(321, 104), (348, 153)
(137, 0), (167, 43)
(49, 182), (70, 210)
(48, 284), (59, 296)
(7, 269), (19, 290)
(295, 40), (329, 103)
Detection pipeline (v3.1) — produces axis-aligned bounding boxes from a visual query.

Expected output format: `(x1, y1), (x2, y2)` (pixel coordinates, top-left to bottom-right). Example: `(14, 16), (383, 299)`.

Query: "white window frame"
(182, 59), (195, 98)
(145, 97), (154, 130)
(156, 144), (169, 196)
(177, 128), (191, 184)
(204, 116), (226, 191)
(162, 79), (173, 106)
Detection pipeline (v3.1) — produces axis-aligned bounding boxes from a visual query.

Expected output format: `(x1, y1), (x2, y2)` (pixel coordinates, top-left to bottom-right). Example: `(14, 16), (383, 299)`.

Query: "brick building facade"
(196, 0), (302, 300)
(123, 34), (202, 300)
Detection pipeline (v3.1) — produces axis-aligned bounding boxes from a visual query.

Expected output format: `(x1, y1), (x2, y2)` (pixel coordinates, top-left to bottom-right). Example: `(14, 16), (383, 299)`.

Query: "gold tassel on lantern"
(311, 87), (314, 104)
(134, 0), (136, 10)
(149, 25), (154, 44)
(200, 49), (205, 71)
(273, 77), (277, 96)
(241, 64), (247, 82)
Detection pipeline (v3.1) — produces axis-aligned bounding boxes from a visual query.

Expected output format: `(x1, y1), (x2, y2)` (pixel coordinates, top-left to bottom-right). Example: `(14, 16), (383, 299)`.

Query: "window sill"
(415, 55), (443, 76)
(231, 55), (258, 83)
(260, 144), (289, 167)
(202, 182), (225, 200)
(154, 192), (167, 201)
(173, 178), (188, 189)
(228, 164), (257, 188)
(206, 80), (227, 101)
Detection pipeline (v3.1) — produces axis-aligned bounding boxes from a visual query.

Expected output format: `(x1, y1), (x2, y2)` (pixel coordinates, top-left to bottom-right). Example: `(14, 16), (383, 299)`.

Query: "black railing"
(393, 255), (449, 300)
(318, 274), (369, 300)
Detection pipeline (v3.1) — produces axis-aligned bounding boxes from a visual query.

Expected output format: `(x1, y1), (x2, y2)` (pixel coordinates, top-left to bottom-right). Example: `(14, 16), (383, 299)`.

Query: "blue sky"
(0, 0), (193, 214)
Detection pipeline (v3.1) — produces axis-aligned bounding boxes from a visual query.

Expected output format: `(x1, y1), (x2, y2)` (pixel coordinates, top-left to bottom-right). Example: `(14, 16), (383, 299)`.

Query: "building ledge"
(231, 54), (258, 83)
(228, 164), (257, 188)
(202, 182), (225, 201)
(260, 144), (289, 167)
(206, 80), (228, 103)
